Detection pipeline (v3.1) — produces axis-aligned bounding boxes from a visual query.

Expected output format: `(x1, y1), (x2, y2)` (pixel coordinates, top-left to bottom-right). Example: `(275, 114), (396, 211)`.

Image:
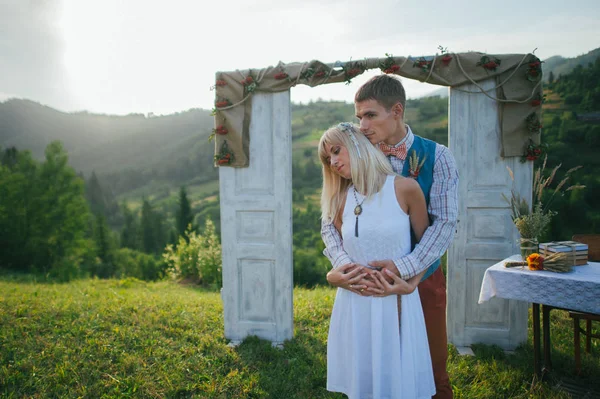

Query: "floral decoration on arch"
(379, 53), (401, 74)
(211, 78), (227, 91)
(526, 57), (543, 82)
(300, 66), (329, 80)
(477, 55), (501, 71)
(438, 46), (453, 67)
(530, 93), (544, 107)
(241, 73), (258, 94)
(214, 140), (235, 165)
(520, 138), (547, 163)
(274, 70), (289, 80)
(526, 112), (542, 134)
(412, 57), (433, 73)
(341, 60), (366, 84)
(209, 124), (228, 142)
(215, 98), (231, 109)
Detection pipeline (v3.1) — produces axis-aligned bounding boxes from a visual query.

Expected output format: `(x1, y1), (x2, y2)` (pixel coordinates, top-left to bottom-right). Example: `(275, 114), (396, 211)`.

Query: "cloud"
(0, 1), (75, 110)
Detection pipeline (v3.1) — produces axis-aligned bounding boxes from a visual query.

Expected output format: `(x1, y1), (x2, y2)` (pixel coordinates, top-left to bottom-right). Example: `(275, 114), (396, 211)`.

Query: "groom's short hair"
(355, 74), (406, 111)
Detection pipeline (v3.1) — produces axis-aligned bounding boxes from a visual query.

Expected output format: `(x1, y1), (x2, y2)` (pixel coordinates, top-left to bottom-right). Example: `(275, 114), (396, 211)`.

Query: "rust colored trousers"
(418, 266), (453, 399)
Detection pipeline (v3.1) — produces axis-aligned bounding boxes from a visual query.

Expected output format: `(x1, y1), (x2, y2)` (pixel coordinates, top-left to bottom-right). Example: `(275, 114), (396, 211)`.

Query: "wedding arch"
(211, 51), (542, 349)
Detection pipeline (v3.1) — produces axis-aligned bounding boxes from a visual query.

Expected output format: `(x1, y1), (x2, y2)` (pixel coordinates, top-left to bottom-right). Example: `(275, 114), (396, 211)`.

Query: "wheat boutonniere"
(408, 150), (426, 179)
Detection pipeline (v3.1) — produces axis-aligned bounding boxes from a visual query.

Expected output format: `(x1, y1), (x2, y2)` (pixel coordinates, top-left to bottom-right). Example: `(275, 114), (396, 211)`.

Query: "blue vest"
(400, 135), (440, 281)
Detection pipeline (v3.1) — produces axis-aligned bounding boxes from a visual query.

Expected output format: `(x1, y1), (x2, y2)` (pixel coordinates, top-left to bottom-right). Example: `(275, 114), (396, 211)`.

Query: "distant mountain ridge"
(542, 48), (600, 81)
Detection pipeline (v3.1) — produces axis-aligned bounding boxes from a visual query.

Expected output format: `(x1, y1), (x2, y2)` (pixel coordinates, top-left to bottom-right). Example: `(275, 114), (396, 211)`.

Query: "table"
(479, 256), (600, 377)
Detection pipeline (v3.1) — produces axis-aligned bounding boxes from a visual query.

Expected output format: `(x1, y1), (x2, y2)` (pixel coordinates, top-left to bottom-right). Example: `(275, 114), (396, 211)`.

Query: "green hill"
(0, 96), (447, 201)
(539, 56), (600, 237)
(0, 100), (217, 196)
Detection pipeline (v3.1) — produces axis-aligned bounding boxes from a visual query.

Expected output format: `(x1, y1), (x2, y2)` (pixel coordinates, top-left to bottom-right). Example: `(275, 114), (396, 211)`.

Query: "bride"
(319, 122), (435, 399)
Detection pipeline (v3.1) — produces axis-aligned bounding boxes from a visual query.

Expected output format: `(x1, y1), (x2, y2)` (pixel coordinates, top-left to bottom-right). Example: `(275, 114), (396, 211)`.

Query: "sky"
(1, 0), (599, 116)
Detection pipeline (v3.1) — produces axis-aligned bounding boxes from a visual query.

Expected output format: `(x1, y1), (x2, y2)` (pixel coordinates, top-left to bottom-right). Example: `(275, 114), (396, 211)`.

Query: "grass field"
(1, 278), (599, 398)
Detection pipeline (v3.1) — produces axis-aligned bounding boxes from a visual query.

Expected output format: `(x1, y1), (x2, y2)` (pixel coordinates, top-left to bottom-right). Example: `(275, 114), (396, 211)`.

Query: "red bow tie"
(379, 142), (408, 161)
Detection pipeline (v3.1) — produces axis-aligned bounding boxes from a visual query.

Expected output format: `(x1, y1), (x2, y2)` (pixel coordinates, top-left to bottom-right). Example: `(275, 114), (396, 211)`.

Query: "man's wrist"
(393, 253), (420, 280)
(332, 253), (353, 269)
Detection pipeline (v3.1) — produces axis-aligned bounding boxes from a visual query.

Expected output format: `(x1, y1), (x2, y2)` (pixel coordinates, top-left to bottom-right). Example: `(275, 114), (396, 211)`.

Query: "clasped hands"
(326, 260), (418, 297)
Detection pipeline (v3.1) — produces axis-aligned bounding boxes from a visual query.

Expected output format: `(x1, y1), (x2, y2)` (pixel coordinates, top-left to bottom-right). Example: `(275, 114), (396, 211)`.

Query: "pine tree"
(93, 213), (116, 278)
(0, 147), (38, 270)
(120, 203), (140, 250)
(86, 171), (107, 216)
(139, 199), (167, 255)
(140, 199), (157, 254)
(176, 186), (194, 239)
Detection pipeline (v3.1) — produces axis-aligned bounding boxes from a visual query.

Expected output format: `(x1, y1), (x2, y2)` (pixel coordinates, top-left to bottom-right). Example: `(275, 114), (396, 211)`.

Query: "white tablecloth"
(479, 256), (600, 314)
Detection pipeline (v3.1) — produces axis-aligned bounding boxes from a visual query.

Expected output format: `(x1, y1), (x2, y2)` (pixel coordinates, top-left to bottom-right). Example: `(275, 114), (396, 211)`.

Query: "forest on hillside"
(540, 57), (600, 239)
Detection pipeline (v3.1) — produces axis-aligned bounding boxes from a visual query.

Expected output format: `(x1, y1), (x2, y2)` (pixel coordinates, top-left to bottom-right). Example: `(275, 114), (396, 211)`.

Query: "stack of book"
(539, 241), (588, 265)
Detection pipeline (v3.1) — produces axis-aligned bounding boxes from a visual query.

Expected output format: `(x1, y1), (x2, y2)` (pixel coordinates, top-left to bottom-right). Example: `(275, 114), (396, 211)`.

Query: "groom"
(322, 74), (459, 399)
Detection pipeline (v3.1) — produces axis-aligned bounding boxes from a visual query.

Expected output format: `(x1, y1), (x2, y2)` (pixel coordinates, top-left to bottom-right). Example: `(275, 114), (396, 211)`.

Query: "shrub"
(293, 247), (329, 287)
(112, 248), (167, 281)
(163, 219), (222, 288)
(197, 219), (222, 289)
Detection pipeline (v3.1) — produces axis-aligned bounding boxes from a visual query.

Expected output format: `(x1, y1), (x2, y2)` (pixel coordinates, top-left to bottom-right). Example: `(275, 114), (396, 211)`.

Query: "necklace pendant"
(354, 205), (362, 216)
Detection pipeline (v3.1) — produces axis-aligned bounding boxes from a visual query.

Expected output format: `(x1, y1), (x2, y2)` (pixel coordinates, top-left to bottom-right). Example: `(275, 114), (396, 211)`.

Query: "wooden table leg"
(586, 319), (592, 353)
(533, 303), (541, 378)
(574, 314), (581, 374)
(542, 305), (553, 373)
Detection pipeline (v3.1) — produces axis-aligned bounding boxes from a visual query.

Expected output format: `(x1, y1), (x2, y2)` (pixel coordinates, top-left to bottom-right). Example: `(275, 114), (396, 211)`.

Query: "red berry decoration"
(215, 141), (235, 165)
(526, 57), (543, 82)
(520, 138), (546, 163)
(412, 57), (433, 73)
(380, 53), (401, 74)
(477, 55), (501, 71)
(441, 54), (452, 66)
(384, 64), (400, 74)
(274, 72), (288, 80)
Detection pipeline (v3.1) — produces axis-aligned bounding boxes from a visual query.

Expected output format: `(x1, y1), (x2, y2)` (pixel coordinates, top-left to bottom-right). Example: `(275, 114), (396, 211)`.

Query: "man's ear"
(392, 103), (404, 120)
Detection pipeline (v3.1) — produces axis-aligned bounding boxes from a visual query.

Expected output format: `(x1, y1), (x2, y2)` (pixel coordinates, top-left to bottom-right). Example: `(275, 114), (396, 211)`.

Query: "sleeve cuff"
(332, 253), (353, 269)
(393, 253), (422, 279)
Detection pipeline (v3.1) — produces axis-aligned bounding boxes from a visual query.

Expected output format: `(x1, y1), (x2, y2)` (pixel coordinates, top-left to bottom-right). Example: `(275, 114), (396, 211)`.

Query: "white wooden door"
(447, 79), (531, 350)
(219, 91), (293, 345)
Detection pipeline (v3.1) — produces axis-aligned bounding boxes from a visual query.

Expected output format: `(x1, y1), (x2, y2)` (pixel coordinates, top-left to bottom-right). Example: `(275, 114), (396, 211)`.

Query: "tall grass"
(0, 278), (598, 398)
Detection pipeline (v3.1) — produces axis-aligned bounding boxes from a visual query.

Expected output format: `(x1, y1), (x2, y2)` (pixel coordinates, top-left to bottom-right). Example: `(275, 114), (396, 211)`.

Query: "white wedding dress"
(327, 175), (436, 399)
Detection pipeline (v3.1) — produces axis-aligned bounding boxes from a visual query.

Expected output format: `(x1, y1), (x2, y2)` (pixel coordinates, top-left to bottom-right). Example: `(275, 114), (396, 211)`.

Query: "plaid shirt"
(321, 126), (459, 279)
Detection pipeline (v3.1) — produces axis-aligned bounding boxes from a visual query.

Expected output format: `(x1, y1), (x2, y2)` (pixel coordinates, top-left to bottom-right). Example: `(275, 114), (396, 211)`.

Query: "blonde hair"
(318, 123), (395, 222)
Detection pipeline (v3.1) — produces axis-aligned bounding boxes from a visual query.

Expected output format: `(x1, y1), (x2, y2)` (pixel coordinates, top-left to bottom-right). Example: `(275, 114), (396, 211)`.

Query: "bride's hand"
(367, 269), (416, 297)
(327, 264), (372, 295)
(367, 259), (399, 278)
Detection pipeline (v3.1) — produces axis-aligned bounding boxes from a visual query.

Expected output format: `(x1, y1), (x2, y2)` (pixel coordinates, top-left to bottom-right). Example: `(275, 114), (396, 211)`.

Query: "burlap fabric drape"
(213, 52), (543, 167)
